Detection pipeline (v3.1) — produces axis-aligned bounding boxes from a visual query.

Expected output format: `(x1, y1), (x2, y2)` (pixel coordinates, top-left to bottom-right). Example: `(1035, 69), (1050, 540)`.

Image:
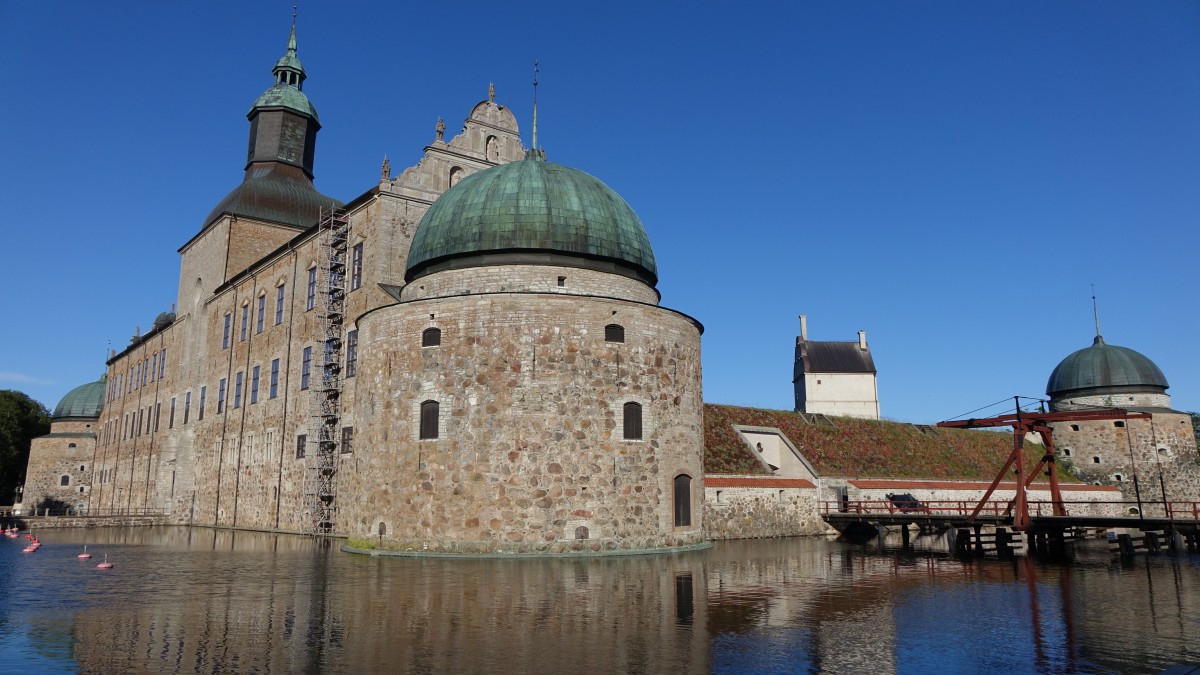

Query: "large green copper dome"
(406, 154), (657, 285)
(1046, 336), (1168, 399)
(53, 376), (106, 419)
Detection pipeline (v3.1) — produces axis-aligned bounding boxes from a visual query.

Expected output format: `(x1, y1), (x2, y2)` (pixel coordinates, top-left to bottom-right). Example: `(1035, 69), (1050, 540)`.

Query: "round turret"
(405, 153), (657, 286)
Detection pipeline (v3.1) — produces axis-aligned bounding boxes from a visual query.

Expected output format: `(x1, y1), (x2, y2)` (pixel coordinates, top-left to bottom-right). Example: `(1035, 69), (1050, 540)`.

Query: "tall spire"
(531, 60), (539, 154)
(273, 8), (306, 89)
(1091, 284), (1104, 345)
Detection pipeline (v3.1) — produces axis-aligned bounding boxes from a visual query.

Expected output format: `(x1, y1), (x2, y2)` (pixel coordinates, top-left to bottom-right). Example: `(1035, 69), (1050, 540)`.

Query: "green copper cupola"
(202, 20), (341, 230)
(245, 23), (320, 179)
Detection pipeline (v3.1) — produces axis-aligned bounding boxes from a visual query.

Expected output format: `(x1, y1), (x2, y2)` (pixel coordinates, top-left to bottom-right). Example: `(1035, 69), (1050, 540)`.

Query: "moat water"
(0, 527), (1197, 674)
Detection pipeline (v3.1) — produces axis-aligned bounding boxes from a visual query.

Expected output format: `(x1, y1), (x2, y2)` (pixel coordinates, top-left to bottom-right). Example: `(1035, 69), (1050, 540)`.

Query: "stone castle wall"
(703, 478), (826, 540)
(402, 264), (660, 305)
(1050, 412), (1200, 508)
(22, 429), (95, 513)
(341, 287), (705, 553)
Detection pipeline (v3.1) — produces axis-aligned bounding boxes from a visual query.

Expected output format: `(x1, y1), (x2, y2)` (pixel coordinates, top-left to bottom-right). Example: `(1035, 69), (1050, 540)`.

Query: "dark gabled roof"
(800, 341), (876, 374)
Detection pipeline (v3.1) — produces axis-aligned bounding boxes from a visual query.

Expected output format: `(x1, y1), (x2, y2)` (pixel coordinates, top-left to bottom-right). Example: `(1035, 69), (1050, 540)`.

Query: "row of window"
(102, 329), (360, 446)
(221, 243), (364, 351)
(109, 348), (168, 402)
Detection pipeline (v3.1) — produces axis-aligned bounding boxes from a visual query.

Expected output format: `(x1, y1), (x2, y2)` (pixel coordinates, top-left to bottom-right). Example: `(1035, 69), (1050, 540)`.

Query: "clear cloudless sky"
(1, 1), (1197, 423)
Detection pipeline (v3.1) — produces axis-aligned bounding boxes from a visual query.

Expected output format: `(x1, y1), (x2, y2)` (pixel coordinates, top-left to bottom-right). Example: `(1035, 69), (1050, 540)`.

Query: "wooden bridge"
(821, 499), (1200, 557)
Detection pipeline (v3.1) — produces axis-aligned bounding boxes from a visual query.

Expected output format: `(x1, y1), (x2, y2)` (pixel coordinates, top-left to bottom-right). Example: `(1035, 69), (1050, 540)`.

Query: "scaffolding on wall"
(302, 207), (349, 535)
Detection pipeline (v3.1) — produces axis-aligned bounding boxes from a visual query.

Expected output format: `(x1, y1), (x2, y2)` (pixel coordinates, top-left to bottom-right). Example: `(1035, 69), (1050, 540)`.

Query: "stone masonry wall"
(22, 430), (95, 513)
(703, 479), (826, 540)
(343, 288), (705, 553)
(1050, 412), (1200, 510)
(402, 264), (660, 305)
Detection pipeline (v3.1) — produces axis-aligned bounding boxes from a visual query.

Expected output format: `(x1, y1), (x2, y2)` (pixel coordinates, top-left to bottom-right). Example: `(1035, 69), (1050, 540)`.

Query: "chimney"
(799, 315), (808, 341)
(858, 330), (867, 350)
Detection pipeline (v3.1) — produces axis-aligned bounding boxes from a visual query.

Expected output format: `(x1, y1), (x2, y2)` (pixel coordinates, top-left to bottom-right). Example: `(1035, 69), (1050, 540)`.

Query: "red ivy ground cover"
(703, 403), (1078, 482)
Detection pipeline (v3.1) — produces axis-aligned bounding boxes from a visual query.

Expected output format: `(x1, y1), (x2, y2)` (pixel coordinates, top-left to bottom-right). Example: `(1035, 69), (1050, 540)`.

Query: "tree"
(1192, 412), (1200, 453)
(0, 390), (51, 505)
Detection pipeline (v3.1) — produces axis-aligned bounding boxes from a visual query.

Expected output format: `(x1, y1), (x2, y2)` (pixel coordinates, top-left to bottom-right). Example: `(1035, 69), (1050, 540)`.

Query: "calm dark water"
(0, 527), (1196, 674)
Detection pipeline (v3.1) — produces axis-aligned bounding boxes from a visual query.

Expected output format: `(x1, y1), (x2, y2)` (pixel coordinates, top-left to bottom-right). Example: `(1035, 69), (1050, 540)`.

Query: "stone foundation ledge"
(9, 515), (171, 529)
(342, 539), (712, 559)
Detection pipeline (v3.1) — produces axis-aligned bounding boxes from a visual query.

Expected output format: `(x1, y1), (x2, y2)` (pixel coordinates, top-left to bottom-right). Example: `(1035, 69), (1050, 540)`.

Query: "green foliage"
(0, 390), (51, 504)
(1191, 412), (1199, 448)
(346, 537), (377, 550)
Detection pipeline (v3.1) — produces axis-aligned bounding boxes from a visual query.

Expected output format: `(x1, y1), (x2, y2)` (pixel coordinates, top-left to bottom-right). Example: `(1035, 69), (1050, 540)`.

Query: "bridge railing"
(821, 499), (1200, 521)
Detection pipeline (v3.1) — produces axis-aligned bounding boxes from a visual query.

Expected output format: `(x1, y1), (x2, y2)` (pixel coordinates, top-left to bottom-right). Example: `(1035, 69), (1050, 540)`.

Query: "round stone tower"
(342, 151), (705, 554)
(1046, 335), (1197, 506)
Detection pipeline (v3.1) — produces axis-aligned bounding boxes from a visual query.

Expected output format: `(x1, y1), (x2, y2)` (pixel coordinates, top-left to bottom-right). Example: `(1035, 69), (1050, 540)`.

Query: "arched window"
(605, 324), (624, 343)
(674, 474), (692, 527)
(60, 475), (70, 486)
(449, 166), (464, 187)
(486, 136), (499, 162)
(420, 400), (440, 439)
(623, 402), (642, 440)
(422, 327), (441, 347)
(67, 443), (76, 449)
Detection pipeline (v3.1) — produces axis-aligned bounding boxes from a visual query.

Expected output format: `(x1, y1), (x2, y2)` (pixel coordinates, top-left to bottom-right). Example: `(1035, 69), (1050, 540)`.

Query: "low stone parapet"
(9, 514), (172, 529)
(703, 476), (829, 540)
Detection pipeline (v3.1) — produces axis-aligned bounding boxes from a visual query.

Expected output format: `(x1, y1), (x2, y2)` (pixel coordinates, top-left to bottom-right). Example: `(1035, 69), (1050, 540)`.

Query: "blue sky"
(1, 1), (1197, 423)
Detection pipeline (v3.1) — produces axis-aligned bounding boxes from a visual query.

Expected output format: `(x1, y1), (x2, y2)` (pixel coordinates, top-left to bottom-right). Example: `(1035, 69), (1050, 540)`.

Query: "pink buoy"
(96, 554), (113, 570)
(78, 545), (92, 559)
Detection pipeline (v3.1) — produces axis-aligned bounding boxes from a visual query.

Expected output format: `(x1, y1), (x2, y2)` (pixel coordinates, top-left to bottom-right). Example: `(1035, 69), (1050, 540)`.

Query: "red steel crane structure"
(937, 401), (1150, 530)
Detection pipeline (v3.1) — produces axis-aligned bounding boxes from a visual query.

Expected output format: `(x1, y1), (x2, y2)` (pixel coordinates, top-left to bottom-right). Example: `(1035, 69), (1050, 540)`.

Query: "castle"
(20, 23), (1196, 547)
(19, 25), (704, 554)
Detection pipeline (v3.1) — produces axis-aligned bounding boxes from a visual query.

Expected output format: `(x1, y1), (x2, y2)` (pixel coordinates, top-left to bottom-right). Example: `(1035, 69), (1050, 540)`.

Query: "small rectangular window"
(218, 378), (227, 413)
(169, 397), (176, 429)
(234, 371), (244, 408)
(159, 348), (167, 379)
(251, 365), (260, 404)
(183, 391), (191, 424)
(275, 284), (286, 325)
(420, 400), (439, 440)
(223, 314), (232, 349)
(346, 330), (358, 378)
(154, 402), (161, 432)
(341, 426), (353, 454)
(296, 434), (307, 459)
(301, 347), (312, 390)
(674, 474), (692, 527)
(270, 358), (280, 399)
(351, 243), (364, 291)
(151, 353), (158, 383)
(257, 296), (265, 333)
(307, 267), (317, 311)
(605, 324), (625, 343)
(623, 401), (643, 440)
(241, 304), (249, 341)
(198, 386), (206, 421)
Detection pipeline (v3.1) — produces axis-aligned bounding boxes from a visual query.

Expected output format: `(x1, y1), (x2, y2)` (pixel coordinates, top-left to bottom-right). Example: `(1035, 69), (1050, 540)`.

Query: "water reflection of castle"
(23, 531), (1195, 673)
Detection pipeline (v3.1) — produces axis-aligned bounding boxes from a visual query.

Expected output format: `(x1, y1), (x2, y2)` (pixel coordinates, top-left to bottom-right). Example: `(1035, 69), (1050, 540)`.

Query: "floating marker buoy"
(96, 554), (113, 570)
(22, 546), (35, 553)
(78, 545), (91, 559)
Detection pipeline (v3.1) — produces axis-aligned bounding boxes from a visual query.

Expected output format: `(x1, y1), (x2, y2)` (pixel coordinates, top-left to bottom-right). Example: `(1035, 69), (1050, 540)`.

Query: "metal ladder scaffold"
(302, 207), (349, 535)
